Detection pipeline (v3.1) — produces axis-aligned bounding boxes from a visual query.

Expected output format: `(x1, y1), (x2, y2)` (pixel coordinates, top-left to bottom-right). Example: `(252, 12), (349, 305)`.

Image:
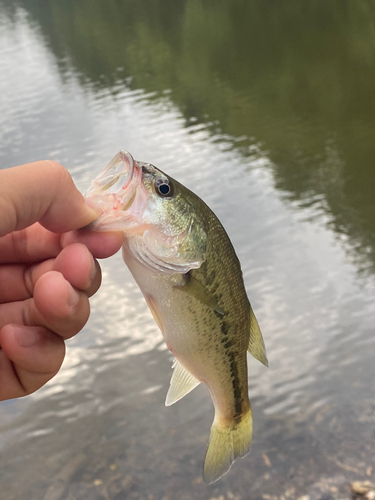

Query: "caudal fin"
(203, 408), (253, 484)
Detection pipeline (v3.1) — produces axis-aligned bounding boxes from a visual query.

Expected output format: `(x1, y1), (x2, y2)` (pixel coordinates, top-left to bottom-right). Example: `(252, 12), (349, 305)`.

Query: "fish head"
(85, 150), (207, 273)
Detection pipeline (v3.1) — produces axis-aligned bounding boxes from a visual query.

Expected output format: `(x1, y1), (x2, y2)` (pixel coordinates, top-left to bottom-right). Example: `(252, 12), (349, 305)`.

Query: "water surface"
(0, 2), (375, 499)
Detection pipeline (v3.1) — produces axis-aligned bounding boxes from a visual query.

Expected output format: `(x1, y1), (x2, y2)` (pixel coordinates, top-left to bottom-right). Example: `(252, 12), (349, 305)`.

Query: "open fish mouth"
(84, 150), (142, 231)
(85, 150), (134, 202)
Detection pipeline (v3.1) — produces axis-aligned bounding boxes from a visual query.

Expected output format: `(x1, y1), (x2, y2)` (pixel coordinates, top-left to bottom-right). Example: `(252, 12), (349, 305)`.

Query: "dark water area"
(0, 1), (375, 499)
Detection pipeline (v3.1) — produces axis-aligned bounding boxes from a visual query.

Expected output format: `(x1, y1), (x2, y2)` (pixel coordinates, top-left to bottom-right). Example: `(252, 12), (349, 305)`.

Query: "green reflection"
(3, 0), (375, 273)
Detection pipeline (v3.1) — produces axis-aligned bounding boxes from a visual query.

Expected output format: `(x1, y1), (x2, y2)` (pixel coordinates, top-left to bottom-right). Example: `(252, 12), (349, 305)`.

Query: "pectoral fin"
(174, 273), (224, 315)
(248, 307), (268, 367)
(165, 359), (201, 406)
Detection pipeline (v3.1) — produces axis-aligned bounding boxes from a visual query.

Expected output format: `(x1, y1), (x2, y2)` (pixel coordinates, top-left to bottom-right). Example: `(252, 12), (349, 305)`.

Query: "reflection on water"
(0, 2), (375, 499)
(4, 0), (375, 275)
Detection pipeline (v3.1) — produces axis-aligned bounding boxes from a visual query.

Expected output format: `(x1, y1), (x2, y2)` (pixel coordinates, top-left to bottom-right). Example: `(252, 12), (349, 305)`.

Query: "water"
(0, 1), (375, 499)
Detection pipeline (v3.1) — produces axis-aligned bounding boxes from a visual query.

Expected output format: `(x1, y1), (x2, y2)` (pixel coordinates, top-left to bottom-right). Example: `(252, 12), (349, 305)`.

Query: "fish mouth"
(84, 150), (142, 231)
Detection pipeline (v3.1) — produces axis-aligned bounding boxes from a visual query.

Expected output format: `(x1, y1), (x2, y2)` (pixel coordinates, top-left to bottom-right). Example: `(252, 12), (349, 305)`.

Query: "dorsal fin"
(248, 307), (268, 367)
(165, 359), (201, 406)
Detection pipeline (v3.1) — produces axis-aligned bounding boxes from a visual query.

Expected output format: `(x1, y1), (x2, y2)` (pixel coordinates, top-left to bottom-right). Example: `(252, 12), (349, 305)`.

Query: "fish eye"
(155, 177), (173, 197)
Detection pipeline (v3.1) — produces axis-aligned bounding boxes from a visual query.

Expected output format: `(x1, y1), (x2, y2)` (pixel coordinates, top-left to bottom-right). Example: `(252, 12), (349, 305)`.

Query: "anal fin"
(165, 359), (201, 406)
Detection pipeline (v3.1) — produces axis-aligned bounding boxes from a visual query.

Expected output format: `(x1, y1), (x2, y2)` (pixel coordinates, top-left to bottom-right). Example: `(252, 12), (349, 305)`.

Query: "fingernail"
(83, 203), (102, 224)
(67, 286), (79, 307)
(15, 326), (40, 347)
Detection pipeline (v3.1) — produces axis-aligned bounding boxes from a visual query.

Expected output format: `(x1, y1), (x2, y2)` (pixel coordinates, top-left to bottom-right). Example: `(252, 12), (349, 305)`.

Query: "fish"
(84, 150), (268, 483)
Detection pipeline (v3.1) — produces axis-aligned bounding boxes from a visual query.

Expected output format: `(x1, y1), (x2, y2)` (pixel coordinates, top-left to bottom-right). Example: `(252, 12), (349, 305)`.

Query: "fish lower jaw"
(87, 208), (139, 232)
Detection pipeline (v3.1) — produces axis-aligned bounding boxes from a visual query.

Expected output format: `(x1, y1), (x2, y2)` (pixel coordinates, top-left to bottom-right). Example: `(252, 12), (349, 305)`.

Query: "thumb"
(0, 161), (98, 236)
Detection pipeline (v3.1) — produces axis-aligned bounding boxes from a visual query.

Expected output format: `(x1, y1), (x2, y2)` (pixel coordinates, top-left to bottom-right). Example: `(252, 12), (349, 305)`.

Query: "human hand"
(0, 160), (123, 401)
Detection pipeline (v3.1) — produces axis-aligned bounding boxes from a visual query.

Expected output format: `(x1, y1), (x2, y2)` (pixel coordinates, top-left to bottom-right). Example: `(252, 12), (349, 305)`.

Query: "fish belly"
(122, 242), (250, 418)
(123, 243), (209, 372)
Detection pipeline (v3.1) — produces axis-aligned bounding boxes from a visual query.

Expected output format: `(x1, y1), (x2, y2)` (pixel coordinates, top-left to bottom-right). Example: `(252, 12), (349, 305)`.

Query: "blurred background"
(0, 1), (375, 499)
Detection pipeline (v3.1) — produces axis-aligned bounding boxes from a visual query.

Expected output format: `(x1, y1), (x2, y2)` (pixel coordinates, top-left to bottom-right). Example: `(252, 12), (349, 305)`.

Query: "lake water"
(0, 2), (375, 499)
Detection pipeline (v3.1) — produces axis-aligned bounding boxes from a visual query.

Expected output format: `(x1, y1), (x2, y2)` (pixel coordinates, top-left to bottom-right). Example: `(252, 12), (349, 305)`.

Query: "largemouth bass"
(85, 150), (268, 483)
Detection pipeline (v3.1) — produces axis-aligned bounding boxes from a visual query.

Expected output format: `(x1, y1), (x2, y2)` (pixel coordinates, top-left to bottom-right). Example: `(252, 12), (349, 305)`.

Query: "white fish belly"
(122, 243), (229, 385)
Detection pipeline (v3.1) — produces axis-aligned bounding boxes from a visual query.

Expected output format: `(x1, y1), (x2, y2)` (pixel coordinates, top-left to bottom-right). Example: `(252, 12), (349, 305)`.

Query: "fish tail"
(203, 407), (253, 484)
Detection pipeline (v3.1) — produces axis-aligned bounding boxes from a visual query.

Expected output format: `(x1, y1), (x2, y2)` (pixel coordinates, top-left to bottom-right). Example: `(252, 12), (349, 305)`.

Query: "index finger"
(0, 160), (99, 237)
